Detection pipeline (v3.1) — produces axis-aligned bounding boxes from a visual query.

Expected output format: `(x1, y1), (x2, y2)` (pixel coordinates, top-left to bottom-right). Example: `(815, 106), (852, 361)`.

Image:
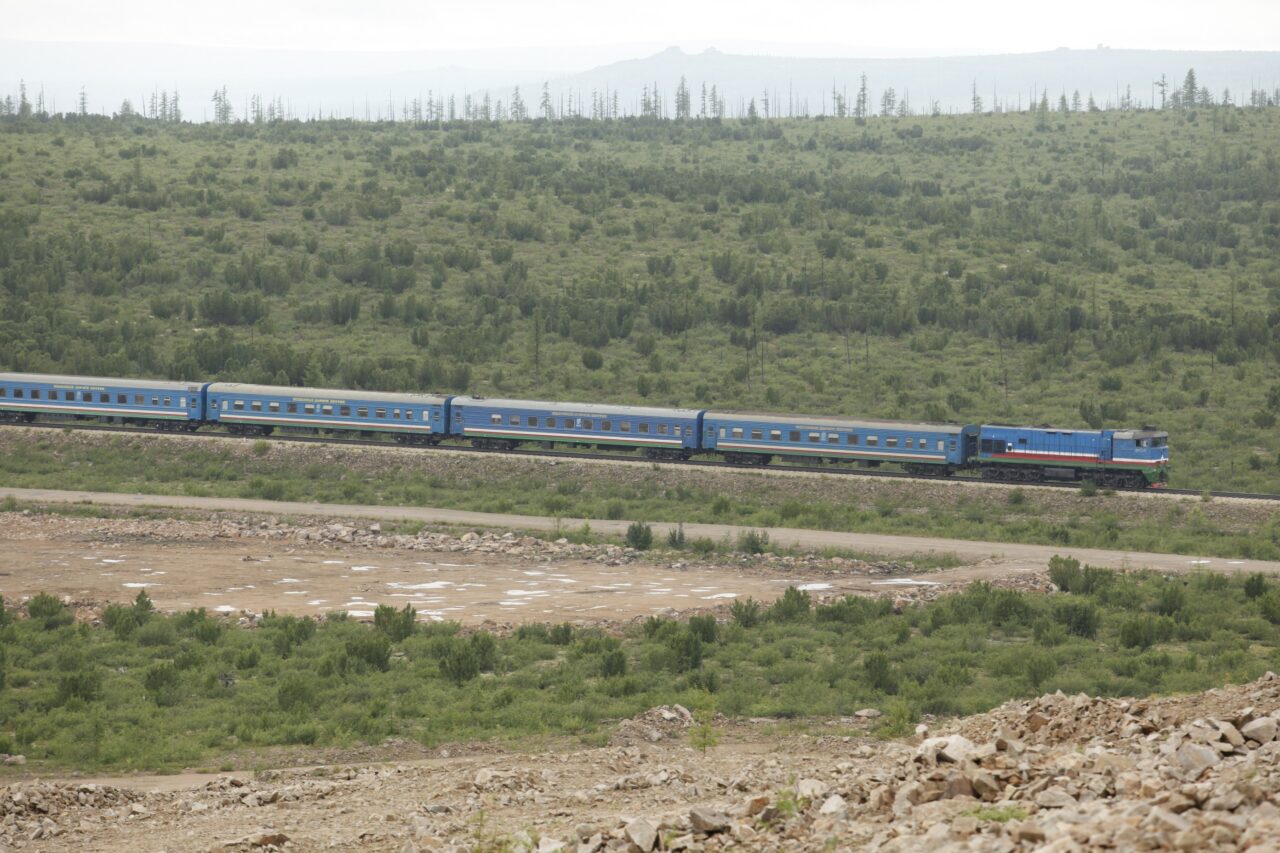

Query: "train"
(0, 372), (1170, 488)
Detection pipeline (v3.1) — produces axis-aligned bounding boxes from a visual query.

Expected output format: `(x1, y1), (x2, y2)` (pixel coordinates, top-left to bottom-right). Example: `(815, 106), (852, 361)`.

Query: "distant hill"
(2, 40), (1277, 119)
(527, 46), (1280, 116)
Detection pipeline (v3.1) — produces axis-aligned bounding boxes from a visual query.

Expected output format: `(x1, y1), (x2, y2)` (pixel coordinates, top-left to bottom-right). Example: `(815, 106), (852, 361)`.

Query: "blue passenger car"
(976, 424), (1168, 487)
(205, 383), (451, 443)
(0, 372), (205, 429)
(449, 397), (704, 459)
(703, 411), (977, 473)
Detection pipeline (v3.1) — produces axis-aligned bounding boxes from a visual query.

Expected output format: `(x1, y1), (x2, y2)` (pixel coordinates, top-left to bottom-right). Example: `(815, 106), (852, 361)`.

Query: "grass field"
(2, 108), (1279, 490)
(0, 562), (1276, 771)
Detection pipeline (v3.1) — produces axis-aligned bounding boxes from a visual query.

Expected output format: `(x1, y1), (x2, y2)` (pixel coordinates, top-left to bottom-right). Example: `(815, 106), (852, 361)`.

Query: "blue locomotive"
(0, 371), (1170, 487)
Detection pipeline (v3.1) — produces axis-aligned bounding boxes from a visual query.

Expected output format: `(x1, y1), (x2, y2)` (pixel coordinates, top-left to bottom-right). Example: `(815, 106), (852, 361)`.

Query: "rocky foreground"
(1, 674), (1278, 851)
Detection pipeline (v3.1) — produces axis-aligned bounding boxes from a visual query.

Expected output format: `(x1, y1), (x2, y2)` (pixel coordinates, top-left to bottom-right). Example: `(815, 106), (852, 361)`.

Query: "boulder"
(1175, 742), (1221, 779)
(624, 818), (657, 852)
(688, 806), (731, 834)
(819, 794), (847, 816)
(1034, 786), (1077, 809)
(796, 778), (828, 799)
(1241, 716), (1277, 744)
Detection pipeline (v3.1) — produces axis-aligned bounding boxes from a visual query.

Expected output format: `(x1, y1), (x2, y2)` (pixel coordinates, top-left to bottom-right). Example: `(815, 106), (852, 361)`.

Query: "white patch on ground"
(499, 600), (529, 606)
(276, 578), (304, 584)
(797, 582), (833, 591)
(1189, 559), (1211, 565)
(871, 578), (944, 586)
(387, 581), (453, 590)
(213, 605), (238, 613)
(346, 610), (374, 617)
(351, 565), (377, 572)
(522, 570), (545, 576)
(306, 600), (327, 606)
(122, 582), (155, 588)
(282, 591), (308, 595)
(504, 589), (549, 596)
(701, 592), (738, 600)
(322, 560), (344, 565)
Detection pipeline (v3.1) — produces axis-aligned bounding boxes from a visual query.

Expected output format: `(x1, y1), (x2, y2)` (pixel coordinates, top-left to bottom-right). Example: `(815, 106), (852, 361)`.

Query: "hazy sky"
(7, 0), (1280, 63)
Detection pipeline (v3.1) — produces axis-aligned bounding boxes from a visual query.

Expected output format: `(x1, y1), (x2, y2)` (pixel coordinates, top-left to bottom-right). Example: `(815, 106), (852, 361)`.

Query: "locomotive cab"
(1110, 428), (1169, 486)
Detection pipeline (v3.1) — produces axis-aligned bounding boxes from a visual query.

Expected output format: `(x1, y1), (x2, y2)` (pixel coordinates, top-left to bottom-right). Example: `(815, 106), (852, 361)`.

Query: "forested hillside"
(1, 107), (1278, 489)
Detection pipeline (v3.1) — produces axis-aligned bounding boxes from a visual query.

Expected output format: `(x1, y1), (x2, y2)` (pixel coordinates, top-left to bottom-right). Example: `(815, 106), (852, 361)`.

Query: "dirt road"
(2, 486), (1276, 577)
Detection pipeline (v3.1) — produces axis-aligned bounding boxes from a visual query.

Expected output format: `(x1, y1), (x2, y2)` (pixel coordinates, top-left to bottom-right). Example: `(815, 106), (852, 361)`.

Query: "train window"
(490, 413), (501, 424)
(152, 396), (159, 406)
(357, 407), (367, 417)
(731, 427), (743, 439)
(886, 438), (899, 448)
(375, 408), (386, 419)
(270, 402), (280, 412)
(867, 436), (879, 447)
(220, 400), (227, 410)
(116, 394), (125, 403)
(63, 391), (73, 401)
(233, 401), (245, 411)
(808, 432), (820, 443)
(508, 415), (519, 426)
(392, 409), (400, 419)
(30, 390), (40, 399)
(789, 431), (800, 442)
(135, 395), (144, 405)
(433, 411), (440, 420)
(250, 401), (262, 412)
(659, 424), (670, 435)
(303, 404), (315, 415)
(12, 389), (22, 398)
(620, 422), (630, 433)
(920, 437), (927, 448)
(770, 430), (781, 440)
(751, 429), (763, 440)
(684, 426), (692, 437)
(0, 387), (6, 397)
(566, 418), (576, 429)
(179, 397), (187, 408)
(601, 420), (611, 431)
(583, 419), (593, 430)
(340, 406), (350, 417)
(100, 392), (110, 403)
(719, 427), (726, 438)
(904, 438), (913, 449)
(404, 410), (413, 420)
(454, 411), (462, 423)
(944, 440), (951, 451)
(1018, 437), (1027, 444)
(638, 422), (649, 434)
(287, 403), (298, 414)
(848, 434), (858, 444)
(527, 416), (538, 427)
(827, 434), (839, 444)
(323, 405), (334, 415)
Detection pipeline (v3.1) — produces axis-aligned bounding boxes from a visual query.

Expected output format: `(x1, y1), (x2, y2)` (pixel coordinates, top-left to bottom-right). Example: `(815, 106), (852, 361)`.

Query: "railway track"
(5, 419), (1277, 502)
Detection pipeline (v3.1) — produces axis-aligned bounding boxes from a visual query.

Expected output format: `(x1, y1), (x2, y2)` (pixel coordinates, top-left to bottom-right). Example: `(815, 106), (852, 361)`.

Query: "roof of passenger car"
(206, 383), (449, 405)
(452, 397), (703, 419)
(0, 372), (202, 391)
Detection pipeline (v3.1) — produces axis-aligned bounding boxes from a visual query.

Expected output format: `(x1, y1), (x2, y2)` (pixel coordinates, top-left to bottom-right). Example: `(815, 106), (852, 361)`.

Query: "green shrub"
(1119, 615), (1159, 650)
(769, 587), (811, 622)
(601, 649), (627, 678)
(549, 623), (575, 645)
(55, 669), (102, 705)
(730, 597), (761, 628)
(374, 603), (416, 642)
(625, 521), (653, 550)
(136, 618), (177, 647)
(1054, 598), (1099, 638)
(1153, 584), (1186, 617)
(345, 632), (392, 671)
(668, 629), (704, 672)
(1047, 555), (1082, 591)
(1259, 591), (1280, 625)
(1244, 573), (1268, 599)
(736, 529), (770, 554)
(1025, 653), (1057, 690)
(687, 614), (718, 644)
(863, 652), (897, 693)
(667, 524), (686, 548)
(26, 593), (72, 630)
(439, 637), (480, 685)
(277, 674), (318, 713)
